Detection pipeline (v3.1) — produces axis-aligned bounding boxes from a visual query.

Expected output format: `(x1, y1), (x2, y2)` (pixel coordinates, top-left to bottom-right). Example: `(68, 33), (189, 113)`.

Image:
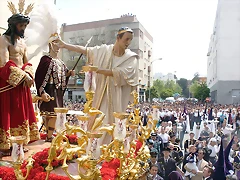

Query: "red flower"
(101, 158), (120, 180)
(135, 140), (143, 156)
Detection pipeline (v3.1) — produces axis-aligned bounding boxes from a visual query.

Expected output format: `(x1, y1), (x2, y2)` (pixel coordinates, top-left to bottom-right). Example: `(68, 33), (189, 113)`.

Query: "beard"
(14, 28), (24, 38)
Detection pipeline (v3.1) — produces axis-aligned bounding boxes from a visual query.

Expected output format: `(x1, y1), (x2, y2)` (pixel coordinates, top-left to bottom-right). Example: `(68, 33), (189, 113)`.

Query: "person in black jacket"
(158, 147), (183, 180)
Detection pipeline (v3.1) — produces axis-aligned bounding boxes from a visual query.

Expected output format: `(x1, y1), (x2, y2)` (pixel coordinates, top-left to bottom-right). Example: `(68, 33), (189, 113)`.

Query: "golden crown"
(50, 33), (59, 38)
(8, 0), (34, 16)
(48, 33), (59, 43)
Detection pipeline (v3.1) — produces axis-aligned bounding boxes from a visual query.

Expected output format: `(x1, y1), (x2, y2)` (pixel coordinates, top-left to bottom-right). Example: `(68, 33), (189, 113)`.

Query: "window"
(69, 37), (75, 43)
(68, 91), (72, 100)
(139, 30), (143, 39)
(148, 50), (152, 57)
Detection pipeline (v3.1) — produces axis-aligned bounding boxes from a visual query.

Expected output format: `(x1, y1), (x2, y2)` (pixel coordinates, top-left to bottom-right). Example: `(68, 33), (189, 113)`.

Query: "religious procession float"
(0, 1), (161, 179)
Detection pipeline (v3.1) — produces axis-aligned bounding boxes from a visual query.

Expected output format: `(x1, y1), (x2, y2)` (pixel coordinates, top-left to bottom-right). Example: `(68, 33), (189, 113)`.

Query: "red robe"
(0, 60), (39, 149)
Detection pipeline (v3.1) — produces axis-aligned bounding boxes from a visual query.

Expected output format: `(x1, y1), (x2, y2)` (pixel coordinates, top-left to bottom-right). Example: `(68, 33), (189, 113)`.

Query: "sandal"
(45, 136), (54, 142)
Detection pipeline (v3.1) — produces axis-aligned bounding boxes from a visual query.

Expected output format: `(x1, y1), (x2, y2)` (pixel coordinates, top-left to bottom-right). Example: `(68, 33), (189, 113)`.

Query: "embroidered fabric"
(7, 66), (26, 87)
(39, 56), (68, 95)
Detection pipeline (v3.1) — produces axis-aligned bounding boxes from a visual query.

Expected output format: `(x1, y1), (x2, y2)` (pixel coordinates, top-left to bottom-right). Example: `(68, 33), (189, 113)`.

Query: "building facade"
(207, 0), (240, 104)
(61, 15), (153, 102)
(154, 72), (177, 83)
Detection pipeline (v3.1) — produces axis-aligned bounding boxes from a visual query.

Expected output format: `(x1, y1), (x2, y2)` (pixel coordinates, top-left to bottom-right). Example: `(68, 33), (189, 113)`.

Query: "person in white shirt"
(165, 121), (172, 133)
(158, 126), (170, 148)
(207, 138), (220, 164)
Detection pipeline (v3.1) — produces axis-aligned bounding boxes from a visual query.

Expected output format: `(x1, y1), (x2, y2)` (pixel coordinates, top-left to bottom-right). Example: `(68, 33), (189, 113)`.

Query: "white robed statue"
(56, 27), (139, 144)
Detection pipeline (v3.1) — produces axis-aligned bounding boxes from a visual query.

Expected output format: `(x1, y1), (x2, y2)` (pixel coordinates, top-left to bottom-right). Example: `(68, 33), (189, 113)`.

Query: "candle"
(94, 139), (101, 159)
(11, 143), (24, 163)
(123, 138), (130, 153)
(113, 118), (127, 140)
(54, 108), (68, 133)
(86, 138), (91, 155)
(84, 72), (91, 92)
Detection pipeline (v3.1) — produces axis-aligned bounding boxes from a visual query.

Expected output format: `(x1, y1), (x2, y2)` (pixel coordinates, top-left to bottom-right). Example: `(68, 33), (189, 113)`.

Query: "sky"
(55, 0), (218, 80)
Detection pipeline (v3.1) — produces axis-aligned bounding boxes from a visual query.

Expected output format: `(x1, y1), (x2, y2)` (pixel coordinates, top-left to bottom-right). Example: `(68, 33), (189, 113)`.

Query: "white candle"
(113, 118), (126, 140)
(11, 143), (24, 163)
(123, 138), (130, 153)
(86, 138), (91, 155)
(94, 139), (101, 159)
(83, 72), (91, 92)
(130, 128), (137, 141)
(55, 113), (67, 133)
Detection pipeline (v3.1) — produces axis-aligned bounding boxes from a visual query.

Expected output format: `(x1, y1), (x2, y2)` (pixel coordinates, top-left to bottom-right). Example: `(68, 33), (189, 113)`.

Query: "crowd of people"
(64, 100), (85, 111)
(136, 101), (240, 180)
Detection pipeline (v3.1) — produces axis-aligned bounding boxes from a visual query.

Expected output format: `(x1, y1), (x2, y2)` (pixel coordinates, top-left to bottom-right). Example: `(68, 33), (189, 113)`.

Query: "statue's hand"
(41, 93), (51, 102)
(24, 73), (34, 87)
(54, 38), (66, 48)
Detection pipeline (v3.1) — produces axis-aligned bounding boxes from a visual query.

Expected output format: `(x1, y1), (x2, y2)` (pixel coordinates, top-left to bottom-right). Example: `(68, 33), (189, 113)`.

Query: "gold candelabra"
(42, 66), (156, 179)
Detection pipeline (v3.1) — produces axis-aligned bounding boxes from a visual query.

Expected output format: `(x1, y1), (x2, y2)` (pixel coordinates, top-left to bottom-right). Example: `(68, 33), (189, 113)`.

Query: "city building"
(198, 76), (207, 84)
(61, 15), (153, 102)
(154, 72), (177, 83)
(207, 0), (240, 104)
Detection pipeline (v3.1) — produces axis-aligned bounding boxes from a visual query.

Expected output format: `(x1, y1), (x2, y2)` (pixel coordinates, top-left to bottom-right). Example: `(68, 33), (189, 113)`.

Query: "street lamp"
(148, 58), (162, 102)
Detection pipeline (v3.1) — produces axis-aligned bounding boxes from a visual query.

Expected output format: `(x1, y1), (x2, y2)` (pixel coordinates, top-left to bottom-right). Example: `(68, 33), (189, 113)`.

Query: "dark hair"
(197, 148), (205, 154)
(150, 164), (159, 170)
(204, 165), (214, 175)
(3, 14), (30, 45)
(175, 138), (180, 143)
(117, 31), (133, 39)
(117, 27), (133, 39)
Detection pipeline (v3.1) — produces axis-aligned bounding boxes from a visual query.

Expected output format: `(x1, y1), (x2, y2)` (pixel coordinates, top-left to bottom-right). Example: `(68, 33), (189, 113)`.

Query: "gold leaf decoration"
(24, 4), (34, 16)
(7, 1), (17, 15)
(18, 0), (25, 14)
(7, 0), (34, 16)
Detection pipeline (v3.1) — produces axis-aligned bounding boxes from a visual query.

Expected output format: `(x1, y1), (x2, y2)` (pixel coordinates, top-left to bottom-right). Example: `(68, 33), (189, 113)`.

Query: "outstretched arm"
(56, 39), (87, 55)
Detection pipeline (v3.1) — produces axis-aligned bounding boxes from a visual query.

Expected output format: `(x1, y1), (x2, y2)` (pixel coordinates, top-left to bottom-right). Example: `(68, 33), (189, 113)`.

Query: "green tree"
(153, 79), (165, 97)
(160, 89), (174, 99)
(194, 83), (210, 101)
(189, 81), (199, 97)
(164, 80), (182, 94)
(177, 78), (189, 97)
(146, 86), (158, 101)
(173, 83), (182, 94)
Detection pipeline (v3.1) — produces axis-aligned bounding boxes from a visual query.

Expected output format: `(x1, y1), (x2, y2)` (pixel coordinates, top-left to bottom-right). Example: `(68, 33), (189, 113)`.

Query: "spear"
(64, 36), (93, 95)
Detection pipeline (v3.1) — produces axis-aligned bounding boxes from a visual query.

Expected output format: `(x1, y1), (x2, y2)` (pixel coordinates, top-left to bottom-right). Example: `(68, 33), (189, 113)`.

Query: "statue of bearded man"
(0, 13), (39, 156)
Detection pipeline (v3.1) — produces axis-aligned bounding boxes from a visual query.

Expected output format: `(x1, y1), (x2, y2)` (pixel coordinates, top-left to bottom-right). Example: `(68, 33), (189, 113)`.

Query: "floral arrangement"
(0, 136), (143, 180)
(0, 148), (70, 180)
(100, 140), (143, 180)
